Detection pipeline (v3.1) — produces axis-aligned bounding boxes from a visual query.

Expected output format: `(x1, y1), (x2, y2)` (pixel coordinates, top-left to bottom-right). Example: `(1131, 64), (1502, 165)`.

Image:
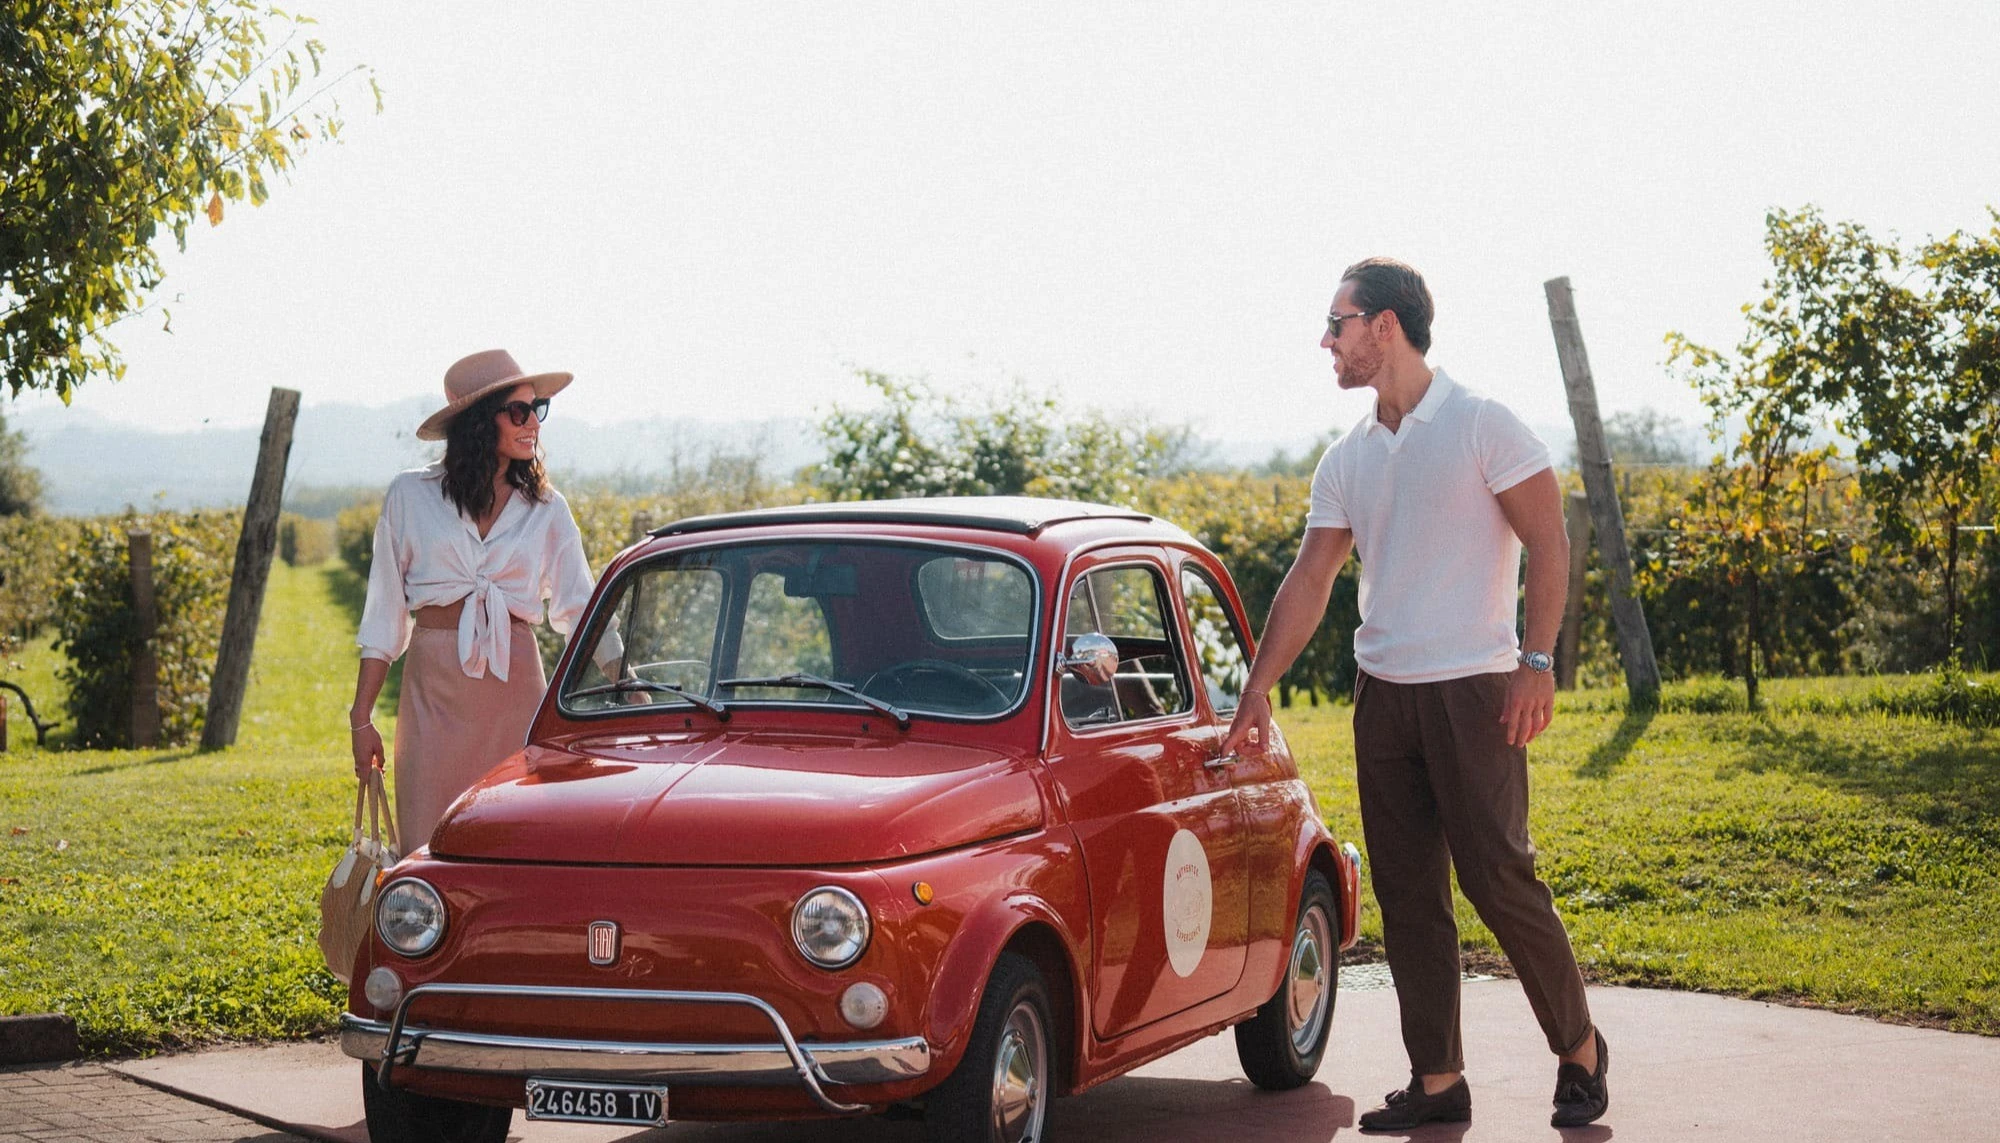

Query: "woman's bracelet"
(349, 718), (374, 732)
(1242, 688), (1269, 701)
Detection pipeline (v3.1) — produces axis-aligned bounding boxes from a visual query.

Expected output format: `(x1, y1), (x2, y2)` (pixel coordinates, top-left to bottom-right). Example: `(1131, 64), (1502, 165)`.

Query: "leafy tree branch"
(1, 0), (376, 401)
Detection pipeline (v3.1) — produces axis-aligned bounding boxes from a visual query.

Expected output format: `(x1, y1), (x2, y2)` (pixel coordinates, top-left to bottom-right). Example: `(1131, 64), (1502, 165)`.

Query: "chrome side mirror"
(1061, 632), (1118, 686)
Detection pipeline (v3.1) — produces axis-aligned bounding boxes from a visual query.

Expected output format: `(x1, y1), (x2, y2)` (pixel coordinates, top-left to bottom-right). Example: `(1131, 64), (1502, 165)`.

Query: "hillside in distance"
(15, 402), (822, 516)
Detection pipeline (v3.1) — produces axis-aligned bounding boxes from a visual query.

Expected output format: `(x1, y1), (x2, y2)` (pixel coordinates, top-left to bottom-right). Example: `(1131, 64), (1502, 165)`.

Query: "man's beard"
(1334, 340), (1383, 390)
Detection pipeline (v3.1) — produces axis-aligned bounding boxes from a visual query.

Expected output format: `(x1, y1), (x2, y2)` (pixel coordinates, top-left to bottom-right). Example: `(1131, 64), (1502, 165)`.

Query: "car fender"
(1243, 814), (1356, 1001)
(1293, 817), (1362, 951)
(921, 887), (1088, 1081)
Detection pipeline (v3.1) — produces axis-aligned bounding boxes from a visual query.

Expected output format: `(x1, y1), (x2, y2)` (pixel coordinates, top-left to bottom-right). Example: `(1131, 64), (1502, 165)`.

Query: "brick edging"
(0, 1013), (80, 1065)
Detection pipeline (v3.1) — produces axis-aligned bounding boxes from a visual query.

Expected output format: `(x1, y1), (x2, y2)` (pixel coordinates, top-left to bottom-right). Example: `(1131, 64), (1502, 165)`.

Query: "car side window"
(1180, 567), (1250, 716)
(1061, 564), (1190, 728)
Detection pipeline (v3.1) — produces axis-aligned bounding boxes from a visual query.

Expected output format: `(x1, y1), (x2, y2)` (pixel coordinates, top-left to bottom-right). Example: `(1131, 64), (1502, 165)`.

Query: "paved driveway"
(95, 977), (2000, 1143)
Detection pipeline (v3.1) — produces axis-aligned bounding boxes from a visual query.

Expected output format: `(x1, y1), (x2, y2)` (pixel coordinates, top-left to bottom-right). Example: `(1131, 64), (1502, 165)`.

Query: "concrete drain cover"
(1339, 962), (1494, 992)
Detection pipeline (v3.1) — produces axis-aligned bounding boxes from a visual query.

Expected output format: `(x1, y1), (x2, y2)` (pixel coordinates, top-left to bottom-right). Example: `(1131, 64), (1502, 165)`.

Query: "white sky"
(11, 1), (2000, 450)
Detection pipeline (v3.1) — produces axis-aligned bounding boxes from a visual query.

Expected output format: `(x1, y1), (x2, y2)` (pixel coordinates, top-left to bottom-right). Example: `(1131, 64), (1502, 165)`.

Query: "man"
(1222, 258), (1608, 1131)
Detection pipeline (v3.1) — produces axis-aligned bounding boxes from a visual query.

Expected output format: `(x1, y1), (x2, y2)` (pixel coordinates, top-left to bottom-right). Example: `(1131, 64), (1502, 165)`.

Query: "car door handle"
(1205, 753), (1239, 770)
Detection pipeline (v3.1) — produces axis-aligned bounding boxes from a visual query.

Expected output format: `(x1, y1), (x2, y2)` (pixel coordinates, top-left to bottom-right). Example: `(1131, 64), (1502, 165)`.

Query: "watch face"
(1524, 651), (1553, 673)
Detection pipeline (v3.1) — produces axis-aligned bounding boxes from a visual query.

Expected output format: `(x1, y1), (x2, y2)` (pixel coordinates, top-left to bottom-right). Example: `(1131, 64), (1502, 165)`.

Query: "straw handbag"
(317, 769), (402, 983)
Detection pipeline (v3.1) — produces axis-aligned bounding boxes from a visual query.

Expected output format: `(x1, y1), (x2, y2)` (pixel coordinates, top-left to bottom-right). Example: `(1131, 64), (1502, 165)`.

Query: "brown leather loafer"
(1359, 1077), (1472, 1133)
(1551, 1028), (1610, 1127)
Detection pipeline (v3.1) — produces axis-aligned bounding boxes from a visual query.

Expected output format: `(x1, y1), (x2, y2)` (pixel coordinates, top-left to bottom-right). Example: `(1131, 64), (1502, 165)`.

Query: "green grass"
(3, 564), (1998, 1050)
(0, 563), (385, 1052)
(1283, 687), (2000, 1034)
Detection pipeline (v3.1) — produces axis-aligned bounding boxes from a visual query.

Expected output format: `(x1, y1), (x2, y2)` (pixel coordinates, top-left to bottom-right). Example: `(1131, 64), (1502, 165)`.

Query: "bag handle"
(350, 778), (368, 848)
(367, 767), (402, 859)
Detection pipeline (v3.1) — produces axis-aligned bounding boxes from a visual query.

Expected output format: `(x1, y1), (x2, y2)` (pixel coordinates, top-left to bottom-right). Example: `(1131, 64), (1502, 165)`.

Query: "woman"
(347, 349), (619, 846)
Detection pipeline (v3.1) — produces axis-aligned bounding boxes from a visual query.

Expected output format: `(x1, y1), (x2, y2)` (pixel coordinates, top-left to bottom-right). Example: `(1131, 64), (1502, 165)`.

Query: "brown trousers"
(1354, 669), (1593, 1074)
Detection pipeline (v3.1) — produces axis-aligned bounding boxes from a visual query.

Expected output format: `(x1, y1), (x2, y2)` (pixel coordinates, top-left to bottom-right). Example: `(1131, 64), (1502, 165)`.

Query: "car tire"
(925, 951), (1053, 1143)
(1235, 869), (1337, 1090)
(359, 1064), (512, 1143)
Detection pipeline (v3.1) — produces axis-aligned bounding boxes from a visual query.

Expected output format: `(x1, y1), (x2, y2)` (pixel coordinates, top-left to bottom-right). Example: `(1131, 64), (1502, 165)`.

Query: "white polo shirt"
(1304, 369), (1551, 684)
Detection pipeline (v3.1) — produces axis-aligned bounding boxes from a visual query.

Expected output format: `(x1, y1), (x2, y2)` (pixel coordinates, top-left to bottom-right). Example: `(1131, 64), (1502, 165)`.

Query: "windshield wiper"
(716, 673), (911, 731)
(566, 678), (730, 720)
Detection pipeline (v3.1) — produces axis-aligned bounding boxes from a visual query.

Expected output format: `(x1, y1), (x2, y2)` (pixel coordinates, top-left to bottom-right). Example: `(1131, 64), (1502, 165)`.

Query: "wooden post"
(629, 512), (656, 546)
(1544, 278), (1661, 707)
(129, 529), (160, 747)
(201, 388), (300, 750)
(1, 692), (8, 753)
(1556, 491), (1591, 691)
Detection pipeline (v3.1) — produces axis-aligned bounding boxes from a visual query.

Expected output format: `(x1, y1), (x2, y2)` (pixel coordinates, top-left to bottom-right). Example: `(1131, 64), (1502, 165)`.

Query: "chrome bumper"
(342, 983), (930, 1114)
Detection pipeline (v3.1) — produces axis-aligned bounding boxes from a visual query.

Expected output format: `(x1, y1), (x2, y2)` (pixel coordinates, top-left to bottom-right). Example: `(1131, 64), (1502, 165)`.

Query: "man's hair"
(1340, 257), (1434, 354)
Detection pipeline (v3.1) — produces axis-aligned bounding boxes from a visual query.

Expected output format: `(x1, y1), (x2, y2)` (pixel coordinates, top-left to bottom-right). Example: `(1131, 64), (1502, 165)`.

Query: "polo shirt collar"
(1407, 368), (1456, 423)
(1362, 368), (1456, 435)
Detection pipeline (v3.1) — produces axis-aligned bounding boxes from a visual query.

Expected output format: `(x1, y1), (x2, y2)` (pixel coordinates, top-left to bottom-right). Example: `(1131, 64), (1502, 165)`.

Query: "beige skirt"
(392, 621), (546, 849)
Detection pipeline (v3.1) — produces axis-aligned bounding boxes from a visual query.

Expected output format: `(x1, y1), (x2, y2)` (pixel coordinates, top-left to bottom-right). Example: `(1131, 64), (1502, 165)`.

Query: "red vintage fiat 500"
(342, 497), (1362, 1143)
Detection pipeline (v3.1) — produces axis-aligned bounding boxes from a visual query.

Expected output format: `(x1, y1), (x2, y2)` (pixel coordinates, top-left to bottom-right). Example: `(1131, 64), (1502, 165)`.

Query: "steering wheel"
(862, 659), (1011, 711)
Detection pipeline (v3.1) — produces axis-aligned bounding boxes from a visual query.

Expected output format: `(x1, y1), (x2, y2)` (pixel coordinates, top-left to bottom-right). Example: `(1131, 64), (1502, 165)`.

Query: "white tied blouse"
(356, 464), (617, 682)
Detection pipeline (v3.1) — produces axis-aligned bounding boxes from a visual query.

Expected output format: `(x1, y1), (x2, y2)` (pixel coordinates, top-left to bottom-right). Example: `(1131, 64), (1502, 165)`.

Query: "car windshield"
(560, 540), (1037, 720)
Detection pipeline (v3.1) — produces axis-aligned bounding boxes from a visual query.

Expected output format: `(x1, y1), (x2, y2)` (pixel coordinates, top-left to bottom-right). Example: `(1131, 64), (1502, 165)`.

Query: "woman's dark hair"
(441, 387), (549, 521)
(1340, 257), (1435, 354)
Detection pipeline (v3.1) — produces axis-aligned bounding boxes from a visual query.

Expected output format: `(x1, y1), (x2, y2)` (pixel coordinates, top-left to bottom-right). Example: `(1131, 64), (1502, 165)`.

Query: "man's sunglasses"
(498, 397), (550, 427)
(1325, 309), (1380, 339)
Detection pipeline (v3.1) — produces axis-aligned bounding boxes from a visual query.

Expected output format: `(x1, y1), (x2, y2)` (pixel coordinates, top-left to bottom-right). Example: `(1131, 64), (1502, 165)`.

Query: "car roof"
(652, 496), (1190, 541)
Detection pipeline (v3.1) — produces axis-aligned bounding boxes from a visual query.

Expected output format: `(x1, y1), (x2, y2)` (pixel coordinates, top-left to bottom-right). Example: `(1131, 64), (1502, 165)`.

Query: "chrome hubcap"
(989, 1000), (1047, 1142)
(1287, 903), (1333, 1054)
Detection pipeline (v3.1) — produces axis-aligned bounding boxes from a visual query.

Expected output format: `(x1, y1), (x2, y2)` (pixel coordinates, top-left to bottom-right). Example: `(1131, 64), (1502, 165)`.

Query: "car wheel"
(925, 951), (1053, 1143)
(360, 1064), (512, 1143)
(1235, 869), (1336, 1090)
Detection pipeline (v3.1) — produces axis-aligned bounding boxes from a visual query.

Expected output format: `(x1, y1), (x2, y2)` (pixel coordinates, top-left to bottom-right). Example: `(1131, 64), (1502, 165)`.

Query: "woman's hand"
(350, 658), (391, 779)
(352, 721), (386, 779)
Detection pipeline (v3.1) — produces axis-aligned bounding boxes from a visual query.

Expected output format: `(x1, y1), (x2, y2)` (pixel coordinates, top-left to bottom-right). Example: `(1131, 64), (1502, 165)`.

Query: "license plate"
(524, 1078), (668, 1127)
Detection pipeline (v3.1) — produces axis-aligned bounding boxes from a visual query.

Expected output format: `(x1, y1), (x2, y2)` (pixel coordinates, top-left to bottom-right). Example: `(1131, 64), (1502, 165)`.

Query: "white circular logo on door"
(1163, 828), (1212, 978)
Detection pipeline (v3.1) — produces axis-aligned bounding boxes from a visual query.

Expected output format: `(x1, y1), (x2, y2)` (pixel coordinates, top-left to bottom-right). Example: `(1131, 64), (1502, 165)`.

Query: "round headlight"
(376, 878), (447, 957)
(792, 886), (871, 969)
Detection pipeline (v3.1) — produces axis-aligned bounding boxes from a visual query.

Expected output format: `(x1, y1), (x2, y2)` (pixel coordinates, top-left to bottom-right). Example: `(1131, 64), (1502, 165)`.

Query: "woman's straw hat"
(415, 349), (573, 441)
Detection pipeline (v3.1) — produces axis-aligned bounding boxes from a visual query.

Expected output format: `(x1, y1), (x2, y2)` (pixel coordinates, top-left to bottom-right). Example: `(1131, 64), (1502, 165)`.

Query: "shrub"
(1659, 676), (1746, 714)
(0, 515), (83, 641)
(1877, 666), (2000, 728)
(335, 502), (379, 580)
(51, 511), (238, 747)
(1138, 473), (1359, 704)
(808, 372), (1184, 506)
(566, 482), (811, 573)
(278, 514), (335, 567)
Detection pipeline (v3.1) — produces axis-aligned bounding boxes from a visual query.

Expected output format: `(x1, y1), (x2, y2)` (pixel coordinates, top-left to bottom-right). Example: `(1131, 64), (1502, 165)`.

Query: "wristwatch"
(1519, 650), (1554, 673)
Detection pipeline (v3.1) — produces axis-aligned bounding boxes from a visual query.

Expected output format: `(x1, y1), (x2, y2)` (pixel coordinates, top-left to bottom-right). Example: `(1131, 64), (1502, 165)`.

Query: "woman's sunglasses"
(498, 397), (550, 427)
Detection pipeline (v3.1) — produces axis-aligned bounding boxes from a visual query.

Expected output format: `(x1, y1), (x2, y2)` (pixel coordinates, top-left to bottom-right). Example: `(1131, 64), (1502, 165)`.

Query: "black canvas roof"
(652, 496), (1157, 538)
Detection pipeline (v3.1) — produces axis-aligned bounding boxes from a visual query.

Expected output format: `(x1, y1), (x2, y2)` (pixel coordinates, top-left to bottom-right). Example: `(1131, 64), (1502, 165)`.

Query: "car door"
(1044, 549), (1249, 1040)
(1175, 558), (1298, 941)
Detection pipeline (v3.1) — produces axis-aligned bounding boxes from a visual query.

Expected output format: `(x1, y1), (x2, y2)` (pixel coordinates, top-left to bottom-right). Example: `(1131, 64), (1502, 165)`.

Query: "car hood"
(429, 730), (1046, 866)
